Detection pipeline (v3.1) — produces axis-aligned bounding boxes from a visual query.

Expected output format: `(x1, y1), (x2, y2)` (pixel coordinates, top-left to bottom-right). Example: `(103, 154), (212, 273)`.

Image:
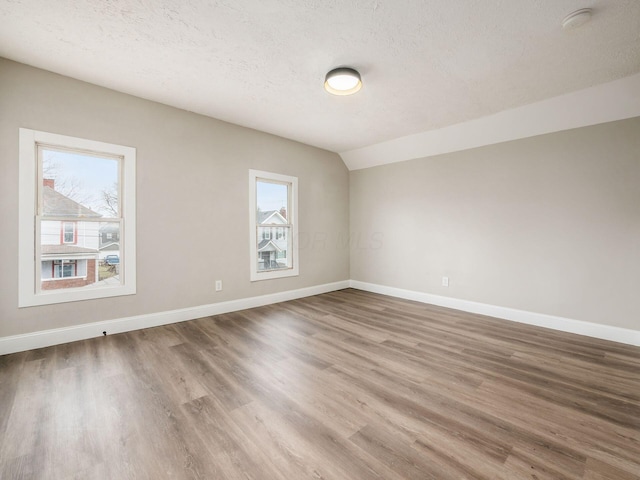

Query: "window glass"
(41, 147), (119, 218)
(256, 180), (291, 272)
(38, 147), (122, 292)
(62, 222), (75, 243)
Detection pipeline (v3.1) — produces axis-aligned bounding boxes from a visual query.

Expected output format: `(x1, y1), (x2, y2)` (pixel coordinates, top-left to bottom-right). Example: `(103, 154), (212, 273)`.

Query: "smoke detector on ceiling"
(562, 8), (593, 29)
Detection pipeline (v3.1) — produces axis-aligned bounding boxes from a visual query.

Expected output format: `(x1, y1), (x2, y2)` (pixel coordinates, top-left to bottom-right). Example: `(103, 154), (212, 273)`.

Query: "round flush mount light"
(562, 8), (592, 29)
(324, 67), (362, 95)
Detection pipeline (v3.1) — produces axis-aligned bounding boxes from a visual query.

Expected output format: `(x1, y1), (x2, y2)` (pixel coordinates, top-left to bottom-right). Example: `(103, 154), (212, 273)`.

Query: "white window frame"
(18, 128), (137, 307)
(62, 222), (75, 244)
(249, 169), (298, 282)
(53, 259), (78, 279)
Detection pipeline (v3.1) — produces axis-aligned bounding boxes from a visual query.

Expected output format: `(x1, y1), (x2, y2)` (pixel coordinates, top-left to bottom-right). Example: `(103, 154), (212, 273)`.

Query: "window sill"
(250, 267), (299, 282)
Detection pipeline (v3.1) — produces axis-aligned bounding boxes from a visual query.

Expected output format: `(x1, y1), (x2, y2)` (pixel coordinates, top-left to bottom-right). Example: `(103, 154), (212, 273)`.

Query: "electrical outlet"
(215, 280), (223, 292)
(442, 276), (449, 287)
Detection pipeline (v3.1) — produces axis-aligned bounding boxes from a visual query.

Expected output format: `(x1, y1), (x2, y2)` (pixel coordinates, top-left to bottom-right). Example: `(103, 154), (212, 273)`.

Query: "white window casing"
(249, 169), (299, 282)
(18, 128), (136, 307)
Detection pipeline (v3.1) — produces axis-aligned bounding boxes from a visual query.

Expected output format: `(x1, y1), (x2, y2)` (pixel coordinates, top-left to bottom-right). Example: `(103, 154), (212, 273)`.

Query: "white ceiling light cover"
(324, 68), (362, 96)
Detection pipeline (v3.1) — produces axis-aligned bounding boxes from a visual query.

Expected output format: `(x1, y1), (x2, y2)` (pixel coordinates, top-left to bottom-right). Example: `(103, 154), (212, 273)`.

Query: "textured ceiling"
(1, 0), (639, 154)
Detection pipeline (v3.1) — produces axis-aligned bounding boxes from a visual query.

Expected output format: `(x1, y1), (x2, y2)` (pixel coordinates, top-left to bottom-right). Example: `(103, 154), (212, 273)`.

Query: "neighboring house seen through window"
(18, 129), (137, 307)
(249, 169), (298, 281)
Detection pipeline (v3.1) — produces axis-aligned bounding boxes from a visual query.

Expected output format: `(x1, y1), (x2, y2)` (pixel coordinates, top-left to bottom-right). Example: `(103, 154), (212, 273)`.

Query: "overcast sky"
(256, 180), (287, 212)
(43, 148), (119, 215)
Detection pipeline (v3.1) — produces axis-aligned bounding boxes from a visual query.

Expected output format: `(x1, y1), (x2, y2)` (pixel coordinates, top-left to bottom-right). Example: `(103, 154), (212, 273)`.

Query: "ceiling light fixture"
(324, 67), (362, 96)
(562, 8), (592, 29)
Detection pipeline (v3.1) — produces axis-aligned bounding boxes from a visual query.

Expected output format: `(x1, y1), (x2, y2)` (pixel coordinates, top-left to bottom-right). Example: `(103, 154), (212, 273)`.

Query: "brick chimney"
(43, 178), (55, 189)
(279, 207), (287, 219)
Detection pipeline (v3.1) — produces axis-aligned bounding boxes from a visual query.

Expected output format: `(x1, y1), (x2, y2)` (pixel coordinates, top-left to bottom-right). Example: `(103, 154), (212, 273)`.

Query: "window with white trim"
(62, 222), (75, 244)
(249, 170), (298, 281)
(19, 129), (136, 307)
(53, 260), (77, 278)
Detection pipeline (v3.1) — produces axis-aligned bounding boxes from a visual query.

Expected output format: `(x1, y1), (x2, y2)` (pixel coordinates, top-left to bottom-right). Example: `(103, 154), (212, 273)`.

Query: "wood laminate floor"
(1, 289), (639, 479)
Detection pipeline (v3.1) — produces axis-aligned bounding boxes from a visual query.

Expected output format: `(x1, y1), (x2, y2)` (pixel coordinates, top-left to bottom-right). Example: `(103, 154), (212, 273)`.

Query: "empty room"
(1, 1), (639, 479)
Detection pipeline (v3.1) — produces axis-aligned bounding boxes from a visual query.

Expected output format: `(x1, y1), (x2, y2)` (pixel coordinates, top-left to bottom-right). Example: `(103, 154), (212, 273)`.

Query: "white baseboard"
(3, 278), (638, 355)
(0, 280), (350, 355)
(349, 280), (640, 347)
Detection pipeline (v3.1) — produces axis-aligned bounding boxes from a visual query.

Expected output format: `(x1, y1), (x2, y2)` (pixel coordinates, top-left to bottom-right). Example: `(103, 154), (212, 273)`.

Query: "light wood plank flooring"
(1, 289), (639, 479)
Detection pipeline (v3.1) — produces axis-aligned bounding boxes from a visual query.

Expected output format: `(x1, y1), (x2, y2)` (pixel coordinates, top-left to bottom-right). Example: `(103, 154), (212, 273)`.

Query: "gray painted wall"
(0, 59), (350, 338)
(1, 57), (638, 339)
(350, 118), (640, 330)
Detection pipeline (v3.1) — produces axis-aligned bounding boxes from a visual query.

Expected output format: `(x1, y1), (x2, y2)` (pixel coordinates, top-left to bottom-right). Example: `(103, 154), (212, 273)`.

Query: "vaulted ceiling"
(1, 0), (639, 167)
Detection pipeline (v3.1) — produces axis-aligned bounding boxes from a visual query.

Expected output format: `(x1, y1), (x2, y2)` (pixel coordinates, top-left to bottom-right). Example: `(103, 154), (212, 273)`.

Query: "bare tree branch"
(42, 154), (94, 206)
(100, 182), (119, 217)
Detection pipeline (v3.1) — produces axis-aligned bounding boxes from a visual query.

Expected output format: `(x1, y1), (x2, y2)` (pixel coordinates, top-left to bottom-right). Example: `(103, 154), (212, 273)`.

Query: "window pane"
(63, 262), (75, 277)
(41, 148), (120, 218)
(99, 222), (121, 282)
(257, 225), (291, 271)
(256, 180), (289, 223)
(40, 220), (121, 291)
(53, 260), (77, 278)
(63, 222), (74, 243)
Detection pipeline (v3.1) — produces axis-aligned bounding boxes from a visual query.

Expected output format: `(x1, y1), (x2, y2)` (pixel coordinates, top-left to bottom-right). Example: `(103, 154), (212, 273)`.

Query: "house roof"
(99, 242), (120, 251)
(99, 223), (119, 233)
(43, 186), (102, 218)
(257, 239), (282, 253)
(41, 245), (99, 256)
(257, 210), (286, 225)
